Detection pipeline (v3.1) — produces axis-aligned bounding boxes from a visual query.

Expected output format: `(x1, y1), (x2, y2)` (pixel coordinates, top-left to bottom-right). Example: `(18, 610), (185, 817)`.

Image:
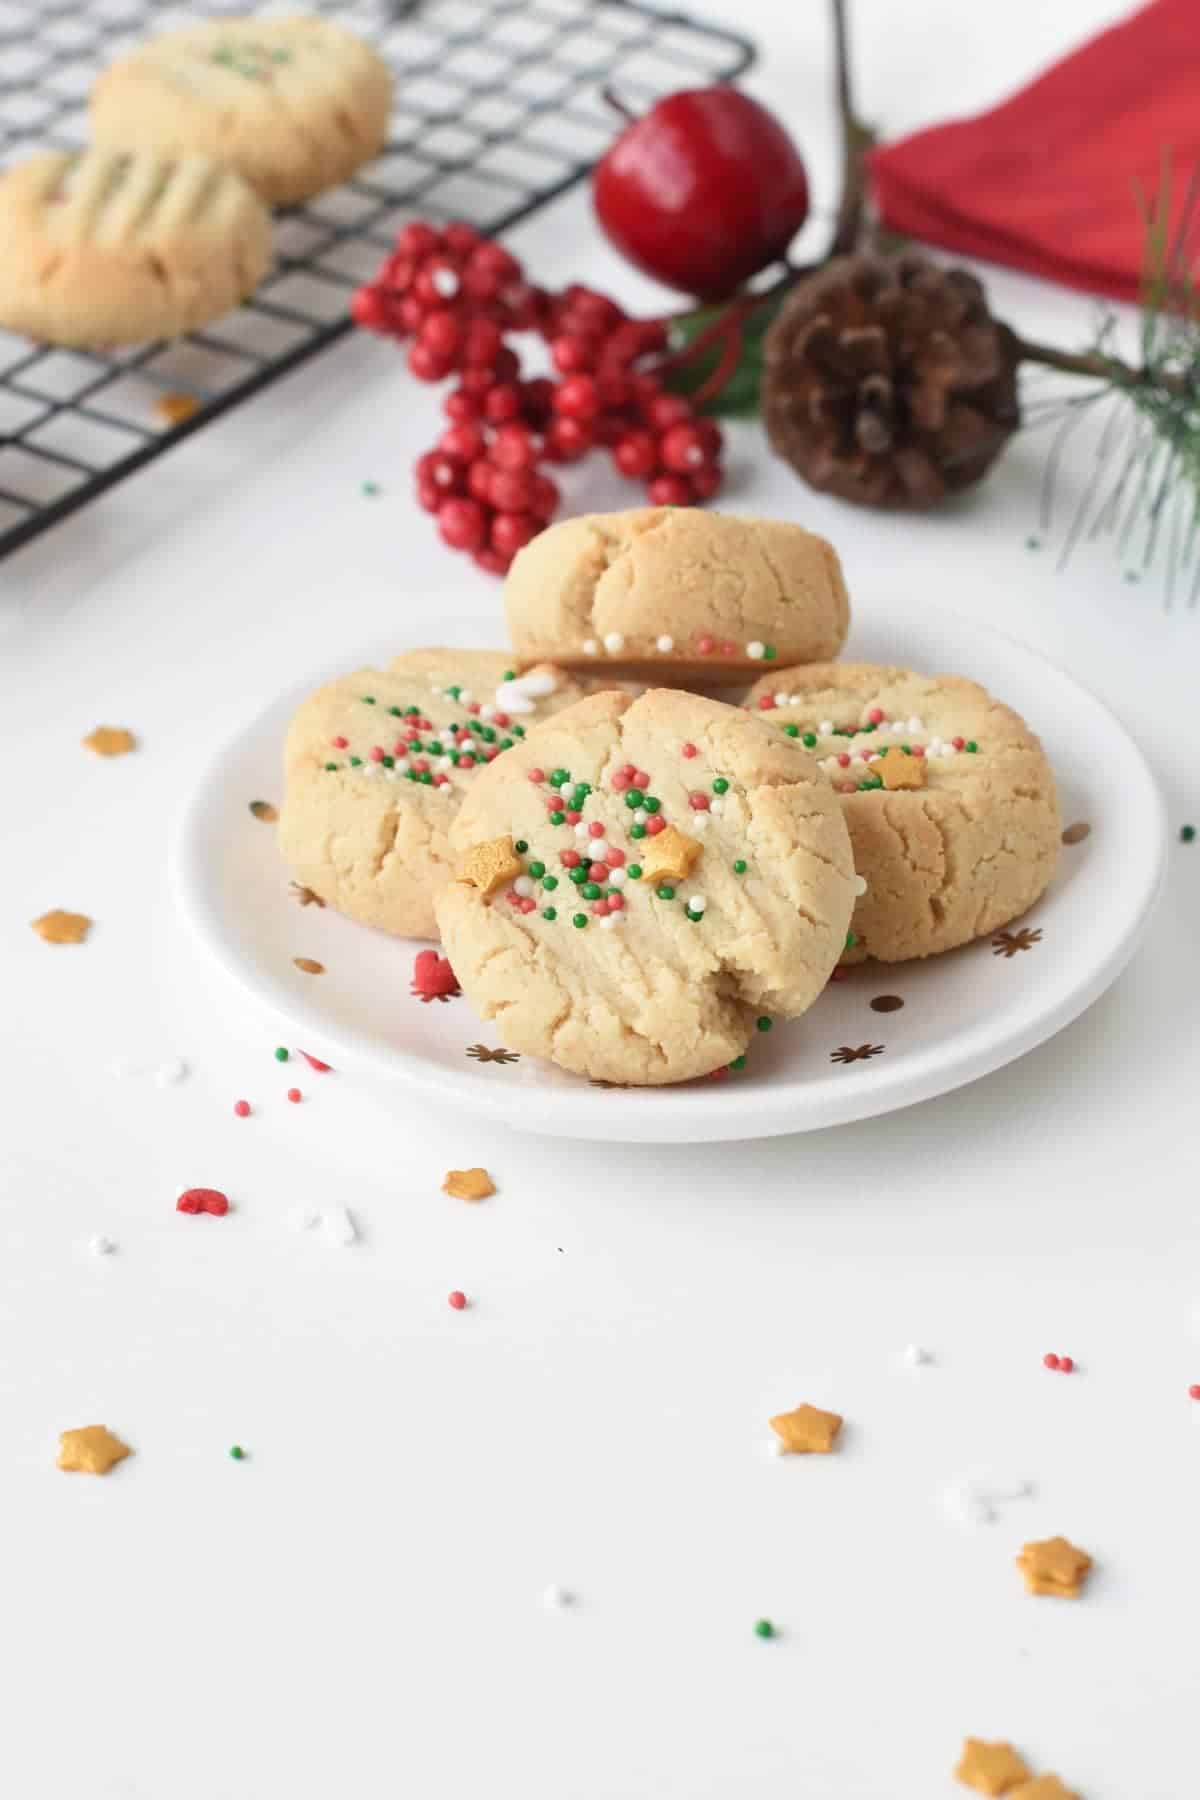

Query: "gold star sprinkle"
(82, 726), (136, 757)
(457, 835), (523, 900)
(878, 749), (928, 789)
(31, 909), (92, 944)
(955, 1739), (1031, 1795)
(1009, 1780), (1080, 1800)
(768, 1402), (843, 1454)
(637, 824), (702, 886)
(1016, 1535), (1093, 1598)
(57, 1425), (132, 1475)
(442, 1167), (496, 1201)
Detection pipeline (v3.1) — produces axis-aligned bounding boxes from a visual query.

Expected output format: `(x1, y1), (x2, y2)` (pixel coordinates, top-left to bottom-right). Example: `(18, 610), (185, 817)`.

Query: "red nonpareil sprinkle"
(528, 767), (546, 785)
(287, 1088), (302, 1103)
(369, 745), (384, 762)
(458, 754), (475, 769)
(1059, 1355), (1075, 1373)
(565, 810), (582, 825)
(697, 636), (715, 655)
(607, 892), (625, 911)
(234, 1099), (251, 1118)
(591, 899), (608, 915)
(519, 897), (536, 913)
(177, 1187), (229, 1216)
(298, 1051), (332, 1072)
(758, 694), (776, 710)
(493, 712), (510, 728)
(644, 816), (666, 836)
(448, 1290), (468, 1310)
(605, 847), (625, 867)
(588, 820), (605, 838)
(720, 640), (736, 656)
(911, 745), (926, 757)
(952, 736), (966, 750)
(682, 742), (698, 757)
(393, 742), (408, 757)
(611, 771), (631, 791)
(331, 735), (348, 748)
(588, 862), (608, 882)
(837, 753), (851, 767)
(633, 770), (650, 789)
(1190, 1384), (1200, 1400)
(689, 792), (710, 811)
(468, 703), (481, 716)
(561, 850), (581, 868)
(1043, 1352), (1060, 1369)
(867, 707), (884, 724)
(434, 774), (450, 786)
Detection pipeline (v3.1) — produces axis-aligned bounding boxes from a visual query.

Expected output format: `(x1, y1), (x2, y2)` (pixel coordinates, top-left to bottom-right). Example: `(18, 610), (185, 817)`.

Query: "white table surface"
(2, 3), (1195, 1796)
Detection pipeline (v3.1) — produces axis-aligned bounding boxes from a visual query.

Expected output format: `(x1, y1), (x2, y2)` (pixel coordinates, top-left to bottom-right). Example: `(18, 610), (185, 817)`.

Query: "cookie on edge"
(435, 687), (858, 1086)
(503, 508), (850, 685)
(278, 651), (592, 942)
(0, 148), (271, 348)
(90, 17), (393, 207)
(744, 661), (1059, 962)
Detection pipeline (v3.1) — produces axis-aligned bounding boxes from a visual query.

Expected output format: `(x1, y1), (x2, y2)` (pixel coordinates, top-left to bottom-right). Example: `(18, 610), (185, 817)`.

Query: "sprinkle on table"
(298, 1050), (333, 1072)
(229, 1445), (246, 1460)
(82, 726), (136, 757)
(768, 1402), (843, 1454)
(293, 957), (325, 975)
(286, 1088), (302, 1103)
(274, 1046), (289, 1062)
(753, 1618), (776, 1640)
(57, 1425), (132, 1475)
(155, 391), (200, 427)
(249, 800), (278, 822)
(1182, 824), (1196, 843)
(448, 1289), (468, 1310)
(1042, 1352), (1074, 1372)
(233, 1099), (251, 1118)
(442, 1167), (496, 1201)
(31, 909), (91, 944)
(1016, 1535), (1093, 1598)
(954, 1739), (1031, 1795)
(177, 1187), (229, 1216)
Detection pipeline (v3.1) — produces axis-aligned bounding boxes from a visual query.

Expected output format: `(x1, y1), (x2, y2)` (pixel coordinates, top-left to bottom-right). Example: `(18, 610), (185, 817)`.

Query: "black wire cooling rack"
(0, 0), (753, 560)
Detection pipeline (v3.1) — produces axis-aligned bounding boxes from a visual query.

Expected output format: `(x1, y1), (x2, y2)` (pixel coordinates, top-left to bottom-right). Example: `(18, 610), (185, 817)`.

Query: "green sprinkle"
(388, 705), (402, 717)
(229, 1445), (246, 1461)
(541, 874), (558, 890)
(528, 860), (545, 879)
(549, 810), (566, 826)
(965, 740), (978, 753)
(572, 913), (587, 929)
(274, 1047), (289, 1062)
(756, 1017), (772, 1033)
(801, 732), (817, 748)
(861, 721), (877, 733)
(624, 790), (644, 809)
(784, 724), (800, 738)
(512, 725), (526, 737)
(753, 1618), (775, 1639)
(627, 864), (642, 880)
(324, 762), (337, 771)
(480, 727), (496, 743)
(549, 768), (569, 788)
(762, 646), (777, 661)
(503, 670), (516, 681)
(572, 783), (591, 803)
(515, 839), (528, 854)
(630, 824), (646, 840)
(845, 931), (857, 949)
(418, 771), (432, 785)
(404, 768), (418, 782)
(404, 706), (420, 717)
(1181, 824), (1196, 843)
(446, 686), (461, 700)
(569, 868), (587, 886)
(349, 755), (362, 767)
(426, 740), (443, 755)
(542, 907), (557, 921)
(729, 1055), (747, 1071)
(362, 481), (380, 497)
(733, 859), (747, 874)
(499, 737), (514, 750)
(361, 695), (375, 705)
(712, 778), (729, 795)
(1026, 535), (1041, 550)
(642, 794), (661, 813)
(381, 755), (394, 768)
(900, 744), (912, 755)
(656, 884), (675, 900)
(582, 883), (601, 901)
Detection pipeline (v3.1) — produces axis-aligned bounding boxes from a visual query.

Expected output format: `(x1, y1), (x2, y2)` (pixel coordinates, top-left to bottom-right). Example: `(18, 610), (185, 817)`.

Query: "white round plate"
(172, 604), (1165, 1143)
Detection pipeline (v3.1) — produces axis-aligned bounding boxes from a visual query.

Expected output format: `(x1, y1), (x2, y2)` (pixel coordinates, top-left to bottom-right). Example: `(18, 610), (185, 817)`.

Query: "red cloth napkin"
(869, 0), (1200, 302)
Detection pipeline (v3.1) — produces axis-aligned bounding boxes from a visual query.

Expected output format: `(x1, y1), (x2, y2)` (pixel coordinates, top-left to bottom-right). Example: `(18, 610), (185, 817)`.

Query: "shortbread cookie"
(503, 507), (850, 685)
(90, 17), (392, 207)
(0, 149), (270, 347)
(435, 688), (857, 1085)
(743, 662), (1059, 962)
(278, 651), (590, 941)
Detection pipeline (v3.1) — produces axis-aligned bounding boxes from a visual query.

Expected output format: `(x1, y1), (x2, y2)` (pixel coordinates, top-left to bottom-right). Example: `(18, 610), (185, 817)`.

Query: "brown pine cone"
(762, 253), (1020, 509)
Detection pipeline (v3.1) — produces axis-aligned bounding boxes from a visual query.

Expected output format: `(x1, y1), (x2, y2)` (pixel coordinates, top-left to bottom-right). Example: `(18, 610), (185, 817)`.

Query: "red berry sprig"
(351, 220), (724, 575)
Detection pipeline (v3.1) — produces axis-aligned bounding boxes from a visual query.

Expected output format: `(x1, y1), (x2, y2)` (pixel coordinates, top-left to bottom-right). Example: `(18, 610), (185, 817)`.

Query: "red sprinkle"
(561, 850), (581, 868)
(606, 847), (625, 867)
(1043, 1353), (1060, 1370)
(588, 862), (608, 882)
(633, 770), (650, 789)
(1059, 1355), (1075, 1373)
(234, 1100), (251, 1118)
(177, 1187), (229, 1216)
(411, 948), (460, 1001)
(720, 640), (736, 656)
(689, 792), (710, 811)
(837, 753), (851, 767)
(528, 767), (545, 784)
(369, 745), (384, 762)
(867, 707), (884, 724)
(952, 736), (966, 750)
(393, 742), (408, 757)
(493, 712), (510, 728)
(697, 636), (715, 655)
(644, 816), (666, 836)
(287, 1088), (302, 1103)
(611, 771), (630, 791)
(298, 1051), (332, 1072)
(331, 735), (348, 748)
(467, 703), (481, 716)
(448, 1290), (468, 1310)
(682, 741), (698, 757)
(519, 897), (536, 914)
(565, 810), (582, 825)
(591, 899), (608, 915)
(1189, 1385), (1200, 1400)
(757, 694), (776, 710)
(911, 745), (926, 757)
(607, 893), (625, 911)
(588, 820), (605, 838)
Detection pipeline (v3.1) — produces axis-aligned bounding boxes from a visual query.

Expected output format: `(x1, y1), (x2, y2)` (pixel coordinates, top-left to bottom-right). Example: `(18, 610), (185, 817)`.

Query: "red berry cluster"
(351, 219), (724, 575)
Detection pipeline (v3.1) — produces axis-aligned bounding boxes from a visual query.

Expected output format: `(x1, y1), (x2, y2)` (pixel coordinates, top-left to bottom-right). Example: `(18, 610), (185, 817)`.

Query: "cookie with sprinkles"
(743, 662), (1059, 962)
(277, 650), (591, 940)
(503, 507), (849, 685)
(435, 687), (856, 1085)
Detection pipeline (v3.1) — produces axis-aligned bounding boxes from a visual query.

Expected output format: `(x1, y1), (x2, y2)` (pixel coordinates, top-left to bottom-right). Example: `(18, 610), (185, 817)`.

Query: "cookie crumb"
(456, 835), (523, 900)
(442, 1167), (495, 1201)
(156, 391), (200, 427)
(293, 957), (325, 975)
(31, 909), (91, 944)
(903, 1344), (930, 1366)
(768, 1402), (843, 1454)
(57, 1425), (132, 1475)
(249, 800), (278, 822)
(1061, 822), (1091, 845)
(86, 1234), (117, 1257)
(82, 726), (136, 757)
(1008, 1778), (1080, 1799)
(954, 1738), (1031, 1795)
(1016, 1535), (1092, 1598)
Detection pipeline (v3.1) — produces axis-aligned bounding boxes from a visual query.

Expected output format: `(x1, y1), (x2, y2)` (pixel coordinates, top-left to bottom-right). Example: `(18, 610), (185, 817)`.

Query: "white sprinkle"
(359, 760), (378, 775)
(633, 809), (647, 825)
(603, 632), (625, 654)
(480, 703), (496, 721)
(542, 1584), (573, 1611)
(746, 640), (765, 659)
(607, 867), (627, 889)
(691, 812), (710, 832)
(853, 874), (868, 896)
(514, 877), (534, 898)
(431, 266), (459, 298)
(869, 753), (883, 764)
(818, 720), (834, 735)
(903, 1344), (930, 1366)
(87, 1234), (117, 1257)
(908, 716), (923, 732)
(589, 839), (608, 859)
(574, 821), (590, 839)
(582, 639), (599, 656)
(458, 690), (472, 705)
(709, 797), (724, 816)
(656, 634), (674, 652)
(688, 893), (707, 913)
(154, 1058), (189, 1087)
(436, 756), (453, 772)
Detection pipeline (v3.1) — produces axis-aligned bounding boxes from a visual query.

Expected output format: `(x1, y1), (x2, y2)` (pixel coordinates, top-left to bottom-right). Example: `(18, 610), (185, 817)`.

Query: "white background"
(2, 2), (1197, 1796)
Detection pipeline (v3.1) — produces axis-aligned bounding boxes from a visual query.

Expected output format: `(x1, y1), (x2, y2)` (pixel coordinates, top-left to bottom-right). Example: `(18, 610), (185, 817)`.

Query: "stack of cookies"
(0, 16), (392, 347)
(279, 506), (1060, 1086)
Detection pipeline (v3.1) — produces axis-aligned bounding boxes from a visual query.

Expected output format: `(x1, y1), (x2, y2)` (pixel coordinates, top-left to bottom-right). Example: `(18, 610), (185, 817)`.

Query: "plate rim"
(169, 606), (1168, 1143)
